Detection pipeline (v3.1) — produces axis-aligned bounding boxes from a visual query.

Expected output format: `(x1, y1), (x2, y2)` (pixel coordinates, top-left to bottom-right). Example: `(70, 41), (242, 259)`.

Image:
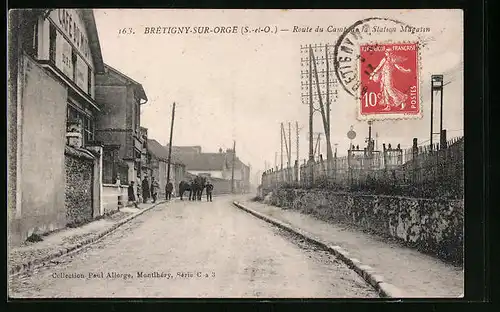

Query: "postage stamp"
(334, 17), (425, 121)
(359, 42), (420, 116)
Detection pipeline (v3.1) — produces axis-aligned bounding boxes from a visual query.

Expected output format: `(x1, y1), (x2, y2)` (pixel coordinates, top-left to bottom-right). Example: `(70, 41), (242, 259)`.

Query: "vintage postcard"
(7, 9), (464, 298)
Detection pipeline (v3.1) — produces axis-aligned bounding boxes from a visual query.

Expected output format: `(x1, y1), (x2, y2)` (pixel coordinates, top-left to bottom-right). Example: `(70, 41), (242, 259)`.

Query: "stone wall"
(269, 188), (464, 265)
(65, 149), (94, 226)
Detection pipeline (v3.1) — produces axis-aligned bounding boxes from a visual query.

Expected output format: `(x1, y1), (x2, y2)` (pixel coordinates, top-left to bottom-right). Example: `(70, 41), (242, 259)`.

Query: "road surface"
(9, 196), (378, 298)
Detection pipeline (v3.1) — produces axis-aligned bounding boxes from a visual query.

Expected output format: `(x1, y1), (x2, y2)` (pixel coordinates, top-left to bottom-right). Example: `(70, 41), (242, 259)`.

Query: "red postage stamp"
(359, 42), (420, 117)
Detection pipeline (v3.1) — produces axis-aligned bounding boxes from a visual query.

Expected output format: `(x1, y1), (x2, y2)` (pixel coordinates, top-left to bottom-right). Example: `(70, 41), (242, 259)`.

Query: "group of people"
(127, 176), (215, 207)
(127, 176), (162, 208)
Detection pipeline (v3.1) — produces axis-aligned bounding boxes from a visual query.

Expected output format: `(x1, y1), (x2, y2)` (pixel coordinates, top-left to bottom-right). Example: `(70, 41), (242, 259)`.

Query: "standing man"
(166, 180), (174, 200)
(136, 176), (142, 204)
(128, 181), (139, 208)
(189, 178), (195, 201)
(206, 181), (214, 202)
(151, 177), (159, 203)
(142, 176), (150, 204)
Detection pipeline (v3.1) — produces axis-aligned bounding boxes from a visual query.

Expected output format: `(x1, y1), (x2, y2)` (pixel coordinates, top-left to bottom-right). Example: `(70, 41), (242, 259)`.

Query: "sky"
(93, 9), (464, 184)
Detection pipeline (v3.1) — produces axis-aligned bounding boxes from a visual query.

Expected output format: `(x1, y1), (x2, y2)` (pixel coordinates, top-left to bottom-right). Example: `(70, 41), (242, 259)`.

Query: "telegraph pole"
(296, 121), (300, 182)
(231, 140), (236, 193)
(288, 122), (292, 167)
(325, 44), (330, 142)
(308, 45), (314, 162)
(280, 123), (284, 170)
(166, 102), (176, 186)
(311, 46), (333, 170)
(296, 122), (299, 165)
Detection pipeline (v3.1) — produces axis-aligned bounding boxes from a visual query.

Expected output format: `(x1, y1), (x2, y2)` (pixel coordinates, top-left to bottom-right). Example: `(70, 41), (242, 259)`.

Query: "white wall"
(102, 184), (125, 214)
(188, 170), (224, 179)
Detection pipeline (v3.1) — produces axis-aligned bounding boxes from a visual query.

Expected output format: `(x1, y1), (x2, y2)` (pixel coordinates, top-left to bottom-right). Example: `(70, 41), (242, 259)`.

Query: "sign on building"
(55, 34), (73, 79)
(47, 9), (93, 94)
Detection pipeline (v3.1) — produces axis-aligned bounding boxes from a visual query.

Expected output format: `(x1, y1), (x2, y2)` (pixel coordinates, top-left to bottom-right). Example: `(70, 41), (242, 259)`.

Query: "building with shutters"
(94, 64), (148, 186)
(8, 9), (106, 246)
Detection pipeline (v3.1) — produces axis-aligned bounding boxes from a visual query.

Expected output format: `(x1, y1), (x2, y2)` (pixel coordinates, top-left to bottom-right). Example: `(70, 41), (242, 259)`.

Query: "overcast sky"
(93, 9), (463, 179)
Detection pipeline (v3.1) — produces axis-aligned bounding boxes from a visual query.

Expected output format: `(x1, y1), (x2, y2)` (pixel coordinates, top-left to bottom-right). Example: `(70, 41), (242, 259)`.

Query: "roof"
(172, 146), (202, 155)
(147, 139), (183, 165)
(181, 153), (226, 171)
(179, 152), (249, 171)
(225, 157), (248, 170)
(81, 9), (105, 73)
(103, 64), (148, 103)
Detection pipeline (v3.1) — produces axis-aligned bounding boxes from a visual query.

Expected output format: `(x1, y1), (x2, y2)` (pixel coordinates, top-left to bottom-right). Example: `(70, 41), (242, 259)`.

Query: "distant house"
(94, 63), (148, 186)
(146, 139), (185, 197)
(173, 146), (251, 193)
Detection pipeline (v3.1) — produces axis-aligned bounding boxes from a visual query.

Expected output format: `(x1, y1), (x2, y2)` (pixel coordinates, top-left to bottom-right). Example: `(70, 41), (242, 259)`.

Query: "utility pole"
(296, 121), (300, 182)
(296, 121), (299, 165)
(282, 123), (290, 169)
(166, 102), (176, 187)
(311, 46), (333, 170)
(231, 140), (236, 193)
(280, 123), (284, 170)
(275, 152), (277, 168)
(314, 133), (322, 159)
(308, 45), (314, 163)
(288, 122), (292, 168)
(325, 44), (331, 145)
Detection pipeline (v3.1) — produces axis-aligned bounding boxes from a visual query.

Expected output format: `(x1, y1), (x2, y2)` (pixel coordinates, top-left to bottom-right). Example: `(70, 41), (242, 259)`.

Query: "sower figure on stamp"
(150, 177), (159, 203)
(369, 48), (412, 111)
(206, 181), (214, 202)
(142, 176), (150, 203)
(165, 180), (173, 200)
(128, 181), (139, 208)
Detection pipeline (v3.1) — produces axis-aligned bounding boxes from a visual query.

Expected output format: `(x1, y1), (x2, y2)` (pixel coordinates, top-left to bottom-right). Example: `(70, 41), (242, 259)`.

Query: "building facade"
(173, 146), (251, 193)
(8, 9), (106, 246)
(147, 139), (186, 198)
(94, 64), (148, 187)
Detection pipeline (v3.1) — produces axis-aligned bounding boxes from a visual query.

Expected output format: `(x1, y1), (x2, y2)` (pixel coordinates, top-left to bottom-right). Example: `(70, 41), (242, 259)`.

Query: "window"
(83, 115), (95, 145)
(66, 104), (95, 147)
(49, 24), (57, 63)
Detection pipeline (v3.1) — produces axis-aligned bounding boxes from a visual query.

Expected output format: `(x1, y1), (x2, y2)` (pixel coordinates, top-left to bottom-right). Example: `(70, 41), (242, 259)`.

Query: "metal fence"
(262, 136), (464, 199)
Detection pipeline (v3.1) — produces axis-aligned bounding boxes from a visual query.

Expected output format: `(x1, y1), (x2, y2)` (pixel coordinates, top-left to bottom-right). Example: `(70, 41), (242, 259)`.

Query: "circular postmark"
(333, 17), (428, 98)
(333, 17), (429, 120)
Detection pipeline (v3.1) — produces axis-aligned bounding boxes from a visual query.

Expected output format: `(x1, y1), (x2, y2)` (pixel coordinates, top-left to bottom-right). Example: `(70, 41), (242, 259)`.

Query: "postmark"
(333, 17), (425, 121)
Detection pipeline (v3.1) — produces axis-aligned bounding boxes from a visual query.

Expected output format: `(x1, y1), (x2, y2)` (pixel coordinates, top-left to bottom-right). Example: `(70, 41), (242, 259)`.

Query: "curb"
(232, 201), (406, 299)
(9, 200), (169, 277)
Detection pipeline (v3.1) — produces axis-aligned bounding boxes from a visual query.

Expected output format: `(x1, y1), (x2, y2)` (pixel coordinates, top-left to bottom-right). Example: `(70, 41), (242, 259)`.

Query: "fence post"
(412, 138), (418, 185)
(319, 154), (325, 178)
(382, 143), (387, 170)
(440, 129), (447, 149)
